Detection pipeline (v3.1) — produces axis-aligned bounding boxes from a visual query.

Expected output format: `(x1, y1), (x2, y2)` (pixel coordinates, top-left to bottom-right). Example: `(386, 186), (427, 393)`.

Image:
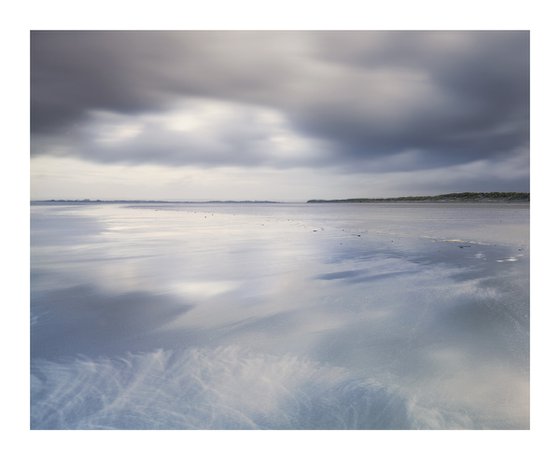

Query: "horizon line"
(30, 192), (530, 204)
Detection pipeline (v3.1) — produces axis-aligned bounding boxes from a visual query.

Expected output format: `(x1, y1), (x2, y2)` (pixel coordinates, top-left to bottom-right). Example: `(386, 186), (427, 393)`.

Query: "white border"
(3, 1), (557, 458)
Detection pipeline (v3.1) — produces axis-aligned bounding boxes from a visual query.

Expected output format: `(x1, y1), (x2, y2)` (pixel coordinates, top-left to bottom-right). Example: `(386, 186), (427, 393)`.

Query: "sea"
(30, 201), (529, 429)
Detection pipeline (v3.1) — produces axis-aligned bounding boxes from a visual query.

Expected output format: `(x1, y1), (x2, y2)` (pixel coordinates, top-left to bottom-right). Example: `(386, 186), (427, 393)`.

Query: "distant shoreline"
(31, 199), (280, 205)
(30, 192), (530, 205)
(307, 192), (529, 203)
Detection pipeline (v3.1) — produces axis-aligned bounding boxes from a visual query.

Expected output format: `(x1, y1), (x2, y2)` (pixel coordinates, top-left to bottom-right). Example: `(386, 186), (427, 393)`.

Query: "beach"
(30, 201), (529, 429)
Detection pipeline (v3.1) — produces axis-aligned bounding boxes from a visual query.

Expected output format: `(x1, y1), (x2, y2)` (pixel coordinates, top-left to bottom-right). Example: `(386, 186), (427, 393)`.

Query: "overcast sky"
(30, 31), (529, 201)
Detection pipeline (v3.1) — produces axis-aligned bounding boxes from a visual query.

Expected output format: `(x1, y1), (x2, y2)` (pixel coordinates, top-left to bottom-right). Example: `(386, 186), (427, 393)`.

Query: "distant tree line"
(307, 192), (530, 203)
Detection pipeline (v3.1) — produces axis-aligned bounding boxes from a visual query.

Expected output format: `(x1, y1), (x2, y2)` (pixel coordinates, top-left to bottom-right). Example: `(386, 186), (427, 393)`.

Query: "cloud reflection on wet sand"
(31, 203), (529, 429)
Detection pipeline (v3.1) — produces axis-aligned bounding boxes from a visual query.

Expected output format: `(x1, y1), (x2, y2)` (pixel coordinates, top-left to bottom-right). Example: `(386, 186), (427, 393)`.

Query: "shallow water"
(30, 202), (529, 429)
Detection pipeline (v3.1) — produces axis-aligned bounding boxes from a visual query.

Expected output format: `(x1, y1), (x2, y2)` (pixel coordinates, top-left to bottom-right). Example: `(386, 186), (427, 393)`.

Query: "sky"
(30, 31), (529, 201)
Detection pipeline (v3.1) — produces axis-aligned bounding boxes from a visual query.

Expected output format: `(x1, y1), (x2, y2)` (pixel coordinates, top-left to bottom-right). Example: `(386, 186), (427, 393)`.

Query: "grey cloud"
(31, 31), (529, 182)
(32, 31), (181, 133)
(31, 31), (302, 134)
(293, 32), (529, 165)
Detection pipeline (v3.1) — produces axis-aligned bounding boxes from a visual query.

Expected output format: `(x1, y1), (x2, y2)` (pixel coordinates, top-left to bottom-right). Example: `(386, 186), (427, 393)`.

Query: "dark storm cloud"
(31, 31), (299, 134)
(31, 31), (529, 176)
(31, 31), (182, 133)
(302, 31), (529, 166)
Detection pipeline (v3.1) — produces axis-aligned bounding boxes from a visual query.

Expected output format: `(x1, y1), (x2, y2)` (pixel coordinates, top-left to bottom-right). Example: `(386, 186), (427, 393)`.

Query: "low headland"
(307, 192), (529, 203)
